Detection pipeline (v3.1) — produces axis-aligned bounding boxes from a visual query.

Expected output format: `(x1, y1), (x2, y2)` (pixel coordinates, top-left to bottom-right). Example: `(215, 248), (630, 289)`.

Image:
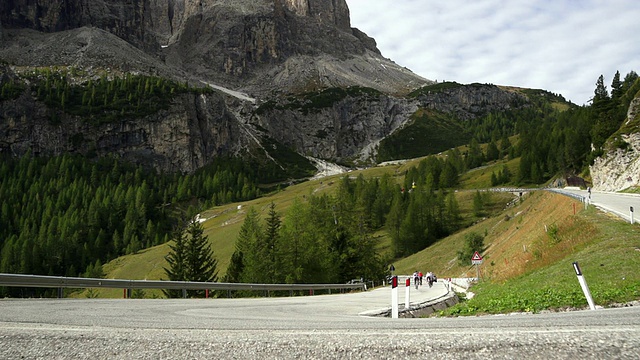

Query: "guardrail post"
(57, 287), (63, 299)
(182, 289), (187, 298)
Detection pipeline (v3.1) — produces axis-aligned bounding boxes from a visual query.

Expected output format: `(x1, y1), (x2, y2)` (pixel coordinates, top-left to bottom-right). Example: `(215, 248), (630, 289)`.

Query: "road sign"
(471, 251), (483, 265)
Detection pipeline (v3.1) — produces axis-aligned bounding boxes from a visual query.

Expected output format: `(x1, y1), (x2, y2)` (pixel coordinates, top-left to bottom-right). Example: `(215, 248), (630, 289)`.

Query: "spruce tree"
(236, 207), (263, 285)
(163, 227), (188, 298)
(457, 232), (485, 265)
(611, 70), (622, 100)
(184, 219), (218, 297)
(263, 202), (282, 283)
(163, 219), (218, 298)
(592, 74), (611, 113)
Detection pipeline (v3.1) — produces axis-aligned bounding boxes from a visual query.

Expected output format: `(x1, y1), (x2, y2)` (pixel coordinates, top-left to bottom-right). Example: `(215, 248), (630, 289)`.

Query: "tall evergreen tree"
(611, 70), (622, 100)
(163, 219), (218, 298)
(184, 219), (218, 296)
(485, 138), (500, 162)
(263, 202), (282, 283)
(163, 227), (188, 298)
(457, 232), (485, 265)
(592, 74), (611, 113)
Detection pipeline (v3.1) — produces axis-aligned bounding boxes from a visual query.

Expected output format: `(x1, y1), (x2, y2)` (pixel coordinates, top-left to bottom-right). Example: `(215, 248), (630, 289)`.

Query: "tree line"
(517, 70), (639, 184)
(0, 153), (259, 297)
(23, 67), (210, 124)
(220, 154), (476, 291)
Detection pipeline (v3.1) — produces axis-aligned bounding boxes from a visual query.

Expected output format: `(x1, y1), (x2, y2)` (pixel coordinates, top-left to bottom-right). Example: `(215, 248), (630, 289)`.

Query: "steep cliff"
(590, 95), (640, 191)
(0, 0), (416, 95)
(254, 83), (533, 164)
(0, 0), (538, 174)
(0, 66), (254, 173)
(0, 0), (435, 173)
(410, 82), (527, 121)
(255, 87), (419, 163)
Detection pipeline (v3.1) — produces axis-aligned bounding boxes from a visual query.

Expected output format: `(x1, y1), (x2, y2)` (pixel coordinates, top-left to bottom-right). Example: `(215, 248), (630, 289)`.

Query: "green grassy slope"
(93, 159), (640, 312)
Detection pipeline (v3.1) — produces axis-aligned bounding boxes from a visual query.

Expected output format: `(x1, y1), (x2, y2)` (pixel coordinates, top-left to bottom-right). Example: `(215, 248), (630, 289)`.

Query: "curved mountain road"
(551, 188), (640, 223)
(1, 282), (639, 359)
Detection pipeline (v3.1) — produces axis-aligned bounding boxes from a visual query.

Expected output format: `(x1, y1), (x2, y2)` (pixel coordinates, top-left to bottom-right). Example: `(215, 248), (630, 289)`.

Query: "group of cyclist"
(412, 270), (437, 289)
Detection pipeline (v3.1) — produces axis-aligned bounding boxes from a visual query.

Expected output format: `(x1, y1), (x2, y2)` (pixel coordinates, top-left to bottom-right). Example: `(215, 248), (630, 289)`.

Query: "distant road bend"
(551, 187), (640, 224)
(1, 282), (639, 359)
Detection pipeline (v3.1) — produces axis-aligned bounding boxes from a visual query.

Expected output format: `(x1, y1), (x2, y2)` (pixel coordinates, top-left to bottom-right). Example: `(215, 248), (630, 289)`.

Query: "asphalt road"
(552, 188), (640, 224)
(1, 283), (639, 359)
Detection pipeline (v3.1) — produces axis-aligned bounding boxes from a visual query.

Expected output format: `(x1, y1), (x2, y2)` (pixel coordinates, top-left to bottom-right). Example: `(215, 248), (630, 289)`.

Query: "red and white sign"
(471, 251), (483, 265)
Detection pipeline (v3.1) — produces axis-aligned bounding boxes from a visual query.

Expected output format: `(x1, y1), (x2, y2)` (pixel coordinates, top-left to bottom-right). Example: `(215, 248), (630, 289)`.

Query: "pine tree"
(499, 133), (512, 159)
(263, 202), (281, 283)
(611, 70), (622, 100)
(485, 138), (500, 161)
(163, 219), (218, 298)
(184, 219), (218, 296)
(236, 207), (264, 284)
(457, 232), (484, 265)
(163, 227), (188, 298)
(473, 191), (484, 217)
(592, 74), (611, 113)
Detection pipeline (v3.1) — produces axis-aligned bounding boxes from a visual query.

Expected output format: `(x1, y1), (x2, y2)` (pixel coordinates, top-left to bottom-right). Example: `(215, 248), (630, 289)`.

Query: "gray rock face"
(0, 0), (436, 173)
(0, 86), (251, 174)
(256, 93), (419, 162)
(0, 0), (406, 95)
(590, 96), (640, 191)
(413, 83), (527, 121)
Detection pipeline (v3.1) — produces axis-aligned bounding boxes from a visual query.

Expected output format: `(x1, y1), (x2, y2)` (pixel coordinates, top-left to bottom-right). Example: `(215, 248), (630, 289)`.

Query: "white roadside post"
(391, 276), (398, 319)
(630, 206), (634, 224)
(573, 262), (596, 310)
(405, 278), (410, 310)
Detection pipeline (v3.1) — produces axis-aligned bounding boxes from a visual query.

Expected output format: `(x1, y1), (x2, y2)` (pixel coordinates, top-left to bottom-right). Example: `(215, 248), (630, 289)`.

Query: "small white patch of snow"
(200, 81), (256, 103)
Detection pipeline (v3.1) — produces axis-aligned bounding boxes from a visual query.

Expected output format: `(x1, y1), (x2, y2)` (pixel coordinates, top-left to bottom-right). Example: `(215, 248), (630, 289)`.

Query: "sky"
(345, 0), (639, 105)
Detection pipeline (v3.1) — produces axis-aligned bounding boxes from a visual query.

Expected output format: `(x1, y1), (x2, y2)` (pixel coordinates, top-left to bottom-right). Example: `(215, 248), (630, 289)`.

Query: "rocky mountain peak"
(281, 0), (351, 30)
(0, 0), (437, 173)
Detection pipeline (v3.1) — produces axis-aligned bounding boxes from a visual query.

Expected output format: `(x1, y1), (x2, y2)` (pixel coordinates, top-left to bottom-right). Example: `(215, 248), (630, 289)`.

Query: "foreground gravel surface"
(1, 286), (639, 359)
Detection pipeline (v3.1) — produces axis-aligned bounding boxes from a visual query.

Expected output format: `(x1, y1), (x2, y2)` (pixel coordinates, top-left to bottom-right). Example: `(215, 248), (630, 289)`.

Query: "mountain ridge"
(0, 0), (598, 178)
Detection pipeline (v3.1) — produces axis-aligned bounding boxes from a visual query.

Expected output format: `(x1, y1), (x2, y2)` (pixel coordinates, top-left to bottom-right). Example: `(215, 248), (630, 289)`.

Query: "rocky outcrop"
(413, 83), (528, 121)
(255, 92), (419, 162)
(283, 0), (350, 30)
(0, 87), (252, 174)
(0, 0), (411, 95)
(0, 0), (435, 173)
(590, 96), (640, 191)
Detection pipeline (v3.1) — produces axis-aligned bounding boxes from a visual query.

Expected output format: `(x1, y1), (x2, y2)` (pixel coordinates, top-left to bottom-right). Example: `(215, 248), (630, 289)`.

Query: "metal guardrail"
(0, 273), (366, 296)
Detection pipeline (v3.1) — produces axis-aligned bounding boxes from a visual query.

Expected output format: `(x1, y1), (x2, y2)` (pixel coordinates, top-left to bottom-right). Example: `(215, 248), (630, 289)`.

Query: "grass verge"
(440, 205), (640, 315)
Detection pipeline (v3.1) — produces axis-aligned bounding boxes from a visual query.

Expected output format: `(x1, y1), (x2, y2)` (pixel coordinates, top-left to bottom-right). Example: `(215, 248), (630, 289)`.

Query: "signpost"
(471, 251), (483, 280)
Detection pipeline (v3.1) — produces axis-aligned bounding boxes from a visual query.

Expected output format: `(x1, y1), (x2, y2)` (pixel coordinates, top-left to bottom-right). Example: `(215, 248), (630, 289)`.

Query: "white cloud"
(346, 0), (640, 105)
